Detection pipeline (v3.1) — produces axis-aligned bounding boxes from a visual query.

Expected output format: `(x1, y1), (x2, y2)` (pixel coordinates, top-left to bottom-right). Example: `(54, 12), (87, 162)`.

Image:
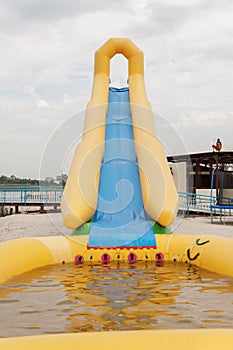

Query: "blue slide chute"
(88, 87), (156, 248)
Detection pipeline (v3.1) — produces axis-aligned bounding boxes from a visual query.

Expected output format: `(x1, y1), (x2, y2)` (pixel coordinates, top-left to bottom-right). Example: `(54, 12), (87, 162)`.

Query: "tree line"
(0, 175), (62, 186)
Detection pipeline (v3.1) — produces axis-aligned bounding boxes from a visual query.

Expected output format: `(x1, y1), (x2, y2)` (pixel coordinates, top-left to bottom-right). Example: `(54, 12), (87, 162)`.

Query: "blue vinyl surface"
(88, 87), (156, 248)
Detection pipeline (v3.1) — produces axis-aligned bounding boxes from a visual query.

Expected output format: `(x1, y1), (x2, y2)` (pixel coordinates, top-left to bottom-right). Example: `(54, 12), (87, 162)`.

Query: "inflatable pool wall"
(1, 233), (233, 286)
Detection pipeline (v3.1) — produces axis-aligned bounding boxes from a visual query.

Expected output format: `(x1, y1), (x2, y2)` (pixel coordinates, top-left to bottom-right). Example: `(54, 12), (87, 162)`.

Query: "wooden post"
(196, 160), (201, 190)
(0, 204), (4, 217)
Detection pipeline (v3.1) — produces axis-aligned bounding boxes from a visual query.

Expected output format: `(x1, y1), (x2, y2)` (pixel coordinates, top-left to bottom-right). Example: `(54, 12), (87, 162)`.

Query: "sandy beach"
(0, 212), (232, 243)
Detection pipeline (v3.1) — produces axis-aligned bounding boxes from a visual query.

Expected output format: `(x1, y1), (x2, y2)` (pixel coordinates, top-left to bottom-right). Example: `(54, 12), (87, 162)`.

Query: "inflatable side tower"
(61, 38), (179, 249)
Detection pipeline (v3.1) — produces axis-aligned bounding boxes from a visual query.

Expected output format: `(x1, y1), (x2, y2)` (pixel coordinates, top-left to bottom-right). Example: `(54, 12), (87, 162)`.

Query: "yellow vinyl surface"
(0, 329), (233, 350)
(1, 233), (233, 285)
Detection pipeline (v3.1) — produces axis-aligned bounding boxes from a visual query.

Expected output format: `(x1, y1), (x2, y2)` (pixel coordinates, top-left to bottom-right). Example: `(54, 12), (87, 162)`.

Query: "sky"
(1, 0), (233, 179)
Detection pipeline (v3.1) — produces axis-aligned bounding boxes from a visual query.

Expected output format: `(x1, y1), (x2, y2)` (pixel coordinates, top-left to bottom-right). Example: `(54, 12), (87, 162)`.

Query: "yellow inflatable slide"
(61, 38), (179, 230)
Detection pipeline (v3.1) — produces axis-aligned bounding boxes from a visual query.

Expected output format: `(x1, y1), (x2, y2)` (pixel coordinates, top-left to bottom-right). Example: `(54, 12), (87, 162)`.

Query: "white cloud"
(180, 111), (232, 127)
(36, 98), (50, 108)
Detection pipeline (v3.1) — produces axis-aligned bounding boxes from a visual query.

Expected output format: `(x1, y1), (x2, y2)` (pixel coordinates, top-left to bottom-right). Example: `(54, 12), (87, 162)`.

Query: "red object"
(212, 139), (222, 151)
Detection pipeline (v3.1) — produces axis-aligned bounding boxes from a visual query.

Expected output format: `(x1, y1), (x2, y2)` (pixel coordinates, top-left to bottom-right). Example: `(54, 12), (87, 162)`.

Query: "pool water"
(1, 261), (233, 338)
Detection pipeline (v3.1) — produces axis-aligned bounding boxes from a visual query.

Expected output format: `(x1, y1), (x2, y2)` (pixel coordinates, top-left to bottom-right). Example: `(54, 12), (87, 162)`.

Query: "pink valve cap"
(155, 252), (164, 261)
(75, 255), (84, 264)
(101, 253), (111, 263)
(128, 252), (137, 263)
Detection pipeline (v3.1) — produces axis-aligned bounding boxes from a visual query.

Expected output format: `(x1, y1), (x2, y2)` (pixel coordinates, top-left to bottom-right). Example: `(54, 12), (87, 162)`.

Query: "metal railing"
(0, 186), (63, 206)
(178, 191), (232, 215)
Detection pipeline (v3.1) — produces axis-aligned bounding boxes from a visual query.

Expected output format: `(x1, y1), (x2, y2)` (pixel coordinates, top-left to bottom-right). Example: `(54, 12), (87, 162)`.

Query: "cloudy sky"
(1, 0), (233, 178)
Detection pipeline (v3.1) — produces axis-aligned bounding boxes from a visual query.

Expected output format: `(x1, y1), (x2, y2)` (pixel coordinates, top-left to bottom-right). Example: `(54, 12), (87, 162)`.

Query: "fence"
(0, 186), (63, 206)
(179, 191), (232, 216)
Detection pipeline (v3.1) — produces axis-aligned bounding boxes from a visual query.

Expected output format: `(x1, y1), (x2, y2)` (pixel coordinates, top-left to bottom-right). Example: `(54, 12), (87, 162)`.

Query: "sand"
(0, 212), (232, 243)
(173, 214), (233, 238)
(0, 213), (70, 243)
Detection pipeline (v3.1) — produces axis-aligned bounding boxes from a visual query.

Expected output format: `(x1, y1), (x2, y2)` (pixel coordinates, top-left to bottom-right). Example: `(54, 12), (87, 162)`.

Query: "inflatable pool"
(1, 233), (233, 349)
(1, 38), (233, 349)
(1, 233), (233, 285)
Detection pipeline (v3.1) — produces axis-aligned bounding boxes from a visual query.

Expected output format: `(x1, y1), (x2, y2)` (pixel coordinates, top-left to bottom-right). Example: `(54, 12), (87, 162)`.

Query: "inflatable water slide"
(61, 38), (179, 249)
